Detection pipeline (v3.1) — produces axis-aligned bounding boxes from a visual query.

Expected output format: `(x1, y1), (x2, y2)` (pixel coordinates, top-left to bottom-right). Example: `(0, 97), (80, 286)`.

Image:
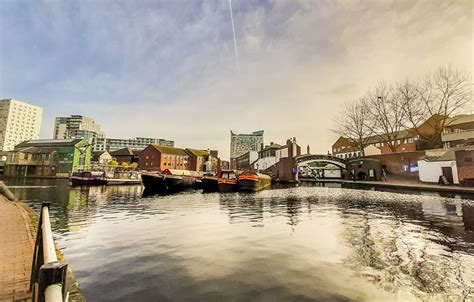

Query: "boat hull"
(218, 179), (237, 193)
(202, 176), (218, 192)
(142, 173), (196, 194)
(105, 178), (142, 185)
(70, 176), (105, 186)
(238, 174), (272, 192)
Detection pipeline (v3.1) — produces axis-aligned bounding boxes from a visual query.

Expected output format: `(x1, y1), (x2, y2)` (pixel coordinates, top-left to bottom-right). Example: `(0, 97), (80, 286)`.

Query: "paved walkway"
(0, 195), (34, 301)
(303, 177), (474, 194)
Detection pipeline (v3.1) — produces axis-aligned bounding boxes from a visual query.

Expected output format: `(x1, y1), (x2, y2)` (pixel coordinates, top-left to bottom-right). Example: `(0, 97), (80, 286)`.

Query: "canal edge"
(1, 181), (86, 302)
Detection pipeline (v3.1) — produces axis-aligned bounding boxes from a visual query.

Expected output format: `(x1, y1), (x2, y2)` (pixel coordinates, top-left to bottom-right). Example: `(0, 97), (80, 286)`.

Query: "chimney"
(307, 145), (310, 154)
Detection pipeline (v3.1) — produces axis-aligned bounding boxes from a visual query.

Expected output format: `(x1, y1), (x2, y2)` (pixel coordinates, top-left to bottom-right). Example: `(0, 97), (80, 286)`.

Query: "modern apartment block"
(230, 130), (264, 161)
(53, 115), (104, 142)
(0, 99), (43, 151)
(442, 114), (474, 148)
(93, 137), (174, 152)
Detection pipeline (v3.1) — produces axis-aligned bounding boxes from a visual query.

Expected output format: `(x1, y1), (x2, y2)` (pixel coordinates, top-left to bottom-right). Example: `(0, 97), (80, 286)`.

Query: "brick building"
(455, 149), (474, 185)
(332, 115), (440, 159)
(235, 151), (258, 171)
(139, 145), (191, 171)
(266, 138), (301, 181)
(185, 148), (219, 172)
(368, 151), (425, 178)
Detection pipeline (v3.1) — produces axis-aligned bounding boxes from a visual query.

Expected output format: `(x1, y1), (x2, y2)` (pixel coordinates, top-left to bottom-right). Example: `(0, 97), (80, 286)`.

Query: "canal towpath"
(0, 182), (85, 302)
(0, 191), (34, 301)
(299, 176), (474, 195)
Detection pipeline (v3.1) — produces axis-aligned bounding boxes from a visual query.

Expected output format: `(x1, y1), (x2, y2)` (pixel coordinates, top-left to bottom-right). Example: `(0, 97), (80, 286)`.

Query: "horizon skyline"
(1, 0), (472, 159)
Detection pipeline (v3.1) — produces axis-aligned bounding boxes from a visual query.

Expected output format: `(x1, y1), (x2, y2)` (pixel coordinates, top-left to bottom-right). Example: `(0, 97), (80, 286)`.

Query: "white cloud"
(1, 0), (471, 159)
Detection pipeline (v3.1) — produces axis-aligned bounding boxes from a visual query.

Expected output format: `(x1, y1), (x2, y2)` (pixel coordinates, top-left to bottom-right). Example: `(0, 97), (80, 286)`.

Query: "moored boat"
(70, 171), (106, 186)
(217, 170), (238, 193)
(238, 171), (272, 192)
(141, 169), (201, 194)
(71, 170), (142, 186)
(104, 171), (142, 185)
(202, 174), (218, 193)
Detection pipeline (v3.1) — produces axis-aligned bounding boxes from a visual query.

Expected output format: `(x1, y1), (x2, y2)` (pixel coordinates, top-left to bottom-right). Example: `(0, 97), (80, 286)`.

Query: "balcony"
(441, 130), (474, 142)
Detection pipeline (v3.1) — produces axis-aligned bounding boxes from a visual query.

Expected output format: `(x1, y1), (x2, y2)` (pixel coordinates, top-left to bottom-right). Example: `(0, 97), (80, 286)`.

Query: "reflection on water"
(4, 178), (474, 301)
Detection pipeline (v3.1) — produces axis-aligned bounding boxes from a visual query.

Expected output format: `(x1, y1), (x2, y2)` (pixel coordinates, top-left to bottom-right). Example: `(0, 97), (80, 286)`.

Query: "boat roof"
(162, 169), (201, 177)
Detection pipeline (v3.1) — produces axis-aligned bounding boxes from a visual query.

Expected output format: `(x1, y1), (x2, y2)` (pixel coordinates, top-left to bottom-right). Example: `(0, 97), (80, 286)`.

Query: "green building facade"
(4, 139), (92, 178)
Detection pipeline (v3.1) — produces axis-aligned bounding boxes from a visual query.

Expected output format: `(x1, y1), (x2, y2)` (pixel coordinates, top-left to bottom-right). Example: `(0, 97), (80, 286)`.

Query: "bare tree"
(333, 98), (374, 156)
(368, 82), (407, 153)
(400, 66), (471, 148)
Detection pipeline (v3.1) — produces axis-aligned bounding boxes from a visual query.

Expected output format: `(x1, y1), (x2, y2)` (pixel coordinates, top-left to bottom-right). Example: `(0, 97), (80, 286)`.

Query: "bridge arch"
(295, 154), (346, 180)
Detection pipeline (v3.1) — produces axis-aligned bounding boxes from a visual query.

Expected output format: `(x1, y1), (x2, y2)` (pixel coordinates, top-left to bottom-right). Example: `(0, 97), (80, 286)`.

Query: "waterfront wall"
(368, 151), (425, 177)
(456, 150), (474, 182)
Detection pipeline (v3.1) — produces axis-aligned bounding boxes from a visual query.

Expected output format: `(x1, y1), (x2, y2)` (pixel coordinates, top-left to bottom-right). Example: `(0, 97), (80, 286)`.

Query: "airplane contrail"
(228, 0), (240, 72)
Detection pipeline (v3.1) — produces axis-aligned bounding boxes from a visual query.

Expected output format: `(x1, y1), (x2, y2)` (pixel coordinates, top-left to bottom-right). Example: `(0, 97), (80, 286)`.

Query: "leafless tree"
(367, 82), (407, 153)
(399, 66), (471, 148)
(333, 98), (374, 156)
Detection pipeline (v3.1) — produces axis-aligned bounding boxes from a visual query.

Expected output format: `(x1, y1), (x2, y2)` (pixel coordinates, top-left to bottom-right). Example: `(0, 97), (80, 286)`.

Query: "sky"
(0, 0), (472, 160)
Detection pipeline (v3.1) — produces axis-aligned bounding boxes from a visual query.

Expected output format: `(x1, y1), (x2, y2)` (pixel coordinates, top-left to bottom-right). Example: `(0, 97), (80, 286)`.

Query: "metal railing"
(30, 203), (68, 302)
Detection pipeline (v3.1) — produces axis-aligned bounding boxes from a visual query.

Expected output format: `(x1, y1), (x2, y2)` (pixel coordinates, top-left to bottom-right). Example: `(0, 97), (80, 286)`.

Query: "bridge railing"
(30, 202), (68, 302)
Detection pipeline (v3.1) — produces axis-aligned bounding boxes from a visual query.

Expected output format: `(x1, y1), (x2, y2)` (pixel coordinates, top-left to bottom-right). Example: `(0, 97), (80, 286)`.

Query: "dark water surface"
(5, 178), (474, 301)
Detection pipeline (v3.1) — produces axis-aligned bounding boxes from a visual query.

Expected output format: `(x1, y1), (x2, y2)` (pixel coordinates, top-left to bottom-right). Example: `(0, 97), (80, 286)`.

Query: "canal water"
(4, 178), (474, 301)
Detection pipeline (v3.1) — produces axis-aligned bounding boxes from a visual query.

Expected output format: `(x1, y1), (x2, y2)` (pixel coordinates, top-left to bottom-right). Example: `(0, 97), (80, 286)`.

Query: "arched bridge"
(295, 154), (346, 169)
(295, 154), (347, 180)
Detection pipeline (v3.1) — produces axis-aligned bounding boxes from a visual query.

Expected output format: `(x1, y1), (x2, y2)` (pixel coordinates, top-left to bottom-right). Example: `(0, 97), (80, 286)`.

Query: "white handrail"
(44, 284), (63, 302)
(41, 207), (58, 264)
(41, 206), (64, 302)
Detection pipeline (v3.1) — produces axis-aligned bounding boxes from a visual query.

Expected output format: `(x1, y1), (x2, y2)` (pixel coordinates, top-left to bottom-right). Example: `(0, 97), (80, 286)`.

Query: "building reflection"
(219, 193), (264, 226)
(337, 195), (473, 299)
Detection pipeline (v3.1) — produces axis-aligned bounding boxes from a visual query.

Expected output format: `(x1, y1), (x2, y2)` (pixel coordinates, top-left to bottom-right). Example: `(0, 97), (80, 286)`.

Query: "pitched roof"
(151, 145), (188, 156)
(15, 139), (83, 149)
(185, 148), (209, 157)
(92, 150), (109, 157)
(110, 147), (134, 156)
(259, 143), (282, 152)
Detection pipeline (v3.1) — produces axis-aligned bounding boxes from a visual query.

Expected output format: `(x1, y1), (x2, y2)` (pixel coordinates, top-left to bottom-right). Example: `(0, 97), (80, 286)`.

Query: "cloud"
(0, 0), (472, 159)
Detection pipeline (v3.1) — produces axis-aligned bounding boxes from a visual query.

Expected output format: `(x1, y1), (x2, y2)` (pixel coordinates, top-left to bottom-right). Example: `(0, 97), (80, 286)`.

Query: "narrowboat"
(238, 171), (272, 192)
(141, 169), (201, 194)
(70, 171), (106, 186)
(70, 170), (142, 186)
(217, 170), (239, 193)
(201, 173), (218, 193)
(103, 171), (142, 185)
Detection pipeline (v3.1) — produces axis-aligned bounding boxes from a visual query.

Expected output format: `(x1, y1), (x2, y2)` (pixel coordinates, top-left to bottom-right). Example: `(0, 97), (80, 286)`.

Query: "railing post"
(30, 203), (49, 291)
(30, 202), (67, 302)
(38, 261), (68, 302)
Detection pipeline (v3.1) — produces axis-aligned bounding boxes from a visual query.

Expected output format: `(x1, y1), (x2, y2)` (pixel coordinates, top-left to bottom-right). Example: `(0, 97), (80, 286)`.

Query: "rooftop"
(110, 147), (139, 156)
(15, 139), (84, 149)
(445, 114), (474, 127)
(185, 148), (209, 157)
(151, 145), (188, 156)
(230, 130), (264, 136)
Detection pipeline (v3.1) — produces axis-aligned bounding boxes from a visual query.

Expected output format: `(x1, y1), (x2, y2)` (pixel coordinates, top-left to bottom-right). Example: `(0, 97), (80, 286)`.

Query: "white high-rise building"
(0, 99), (43, 151)
(53, 115), (104, 142)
